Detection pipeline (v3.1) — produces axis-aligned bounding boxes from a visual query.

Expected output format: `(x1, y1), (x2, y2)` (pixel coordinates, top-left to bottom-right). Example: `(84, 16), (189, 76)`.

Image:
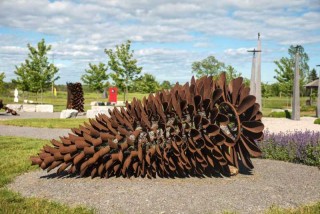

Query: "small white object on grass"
(60, 109), (78, 119)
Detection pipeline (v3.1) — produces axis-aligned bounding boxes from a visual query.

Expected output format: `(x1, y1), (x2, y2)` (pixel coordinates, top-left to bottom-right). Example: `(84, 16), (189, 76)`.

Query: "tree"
(261, 82), (278, 98)
(191, 55), (225, 78)
(105, 40), (142, 101)
(225, 65), (242, 83)
(13, 39), (59, 102)
(308, 68), (318, 82)
(274, 57), (295, 96)
(288, 45), (309, 77)
(160, 80), (172, 90)
(0, 72), (5, 92)
(133, 73), (160, 93)
(12, 65), (30, 93)
(274, 46), (309, 96)
(81, 62), (109, 97)
(270, 83), (281, 97)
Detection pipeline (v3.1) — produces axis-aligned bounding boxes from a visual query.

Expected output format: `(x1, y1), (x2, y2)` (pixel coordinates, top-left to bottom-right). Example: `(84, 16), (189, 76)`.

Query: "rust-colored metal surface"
(31, 73), (264, 178)
(66, 82), (84, 112)
(0, 99), (19, 116)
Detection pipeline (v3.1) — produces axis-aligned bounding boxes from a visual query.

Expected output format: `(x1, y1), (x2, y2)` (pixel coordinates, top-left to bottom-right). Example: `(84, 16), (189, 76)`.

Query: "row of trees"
(190, 45), (317, 100)
(4, 38), (317, 102)
(191, 55), (247, 84)
(81, 40), (182, 101)
(266, 45), (318, 98)
(82, 45), (245, 99)
(6, 39), (174, 101)
(81, 40), (172, 99)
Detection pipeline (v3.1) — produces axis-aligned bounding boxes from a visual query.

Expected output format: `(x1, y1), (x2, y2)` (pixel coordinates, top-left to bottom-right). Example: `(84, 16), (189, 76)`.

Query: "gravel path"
(1, 116), (320, 141)
(0, 125), (69, 140)
(262, 117), (320, 133)
(8, 159), (320, 214)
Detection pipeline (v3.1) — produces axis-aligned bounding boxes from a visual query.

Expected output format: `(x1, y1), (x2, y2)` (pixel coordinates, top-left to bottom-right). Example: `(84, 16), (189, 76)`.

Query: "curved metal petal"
(242, 121), (264, 133)
(237, 95), (256, 115)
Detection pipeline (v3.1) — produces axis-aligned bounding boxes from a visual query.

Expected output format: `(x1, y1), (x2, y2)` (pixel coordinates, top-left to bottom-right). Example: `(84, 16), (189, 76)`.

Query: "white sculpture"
(14, 88), (19, 103)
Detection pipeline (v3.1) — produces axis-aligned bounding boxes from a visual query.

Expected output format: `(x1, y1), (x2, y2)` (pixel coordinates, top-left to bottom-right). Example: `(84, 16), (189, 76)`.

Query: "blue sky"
(0, 0), (319, 85)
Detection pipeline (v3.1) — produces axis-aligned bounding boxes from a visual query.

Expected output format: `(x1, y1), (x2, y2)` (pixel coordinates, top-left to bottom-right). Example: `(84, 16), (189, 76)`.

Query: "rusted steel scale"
(0, 99), (19, 115)
(66, 82), (85, 112)
(31, 73), (264, 178)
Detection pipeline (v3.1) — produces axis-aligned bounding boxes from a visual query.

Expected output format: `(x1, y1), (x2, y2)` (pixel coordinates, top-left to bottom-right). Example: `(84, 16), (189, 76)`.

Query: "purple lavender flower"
(259, 130), (320, 167)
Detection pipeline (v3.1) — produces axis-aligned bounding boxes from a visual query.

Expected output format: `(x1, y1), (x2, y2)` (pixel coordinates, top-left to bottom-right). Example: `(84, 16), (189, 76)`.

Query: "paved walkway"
(0, 112), (61, 120)
(0, 125), (69, 140)
(1, 117), (320, 140)
(0, 112), (87, 120)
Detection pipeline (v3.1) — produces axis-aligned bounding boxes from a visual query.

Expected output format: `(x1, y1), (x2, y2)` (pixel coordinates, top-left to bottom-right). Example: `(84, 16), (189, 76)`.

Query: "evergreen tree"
(308, 68), (318, 82)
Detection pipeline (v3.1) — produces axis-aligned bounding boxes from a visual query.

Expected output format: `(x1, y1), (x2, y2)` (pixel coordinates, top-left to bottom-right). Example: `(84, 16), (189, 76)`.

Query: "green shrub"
(301, 105), (316, 112)
(314, 118), (320, 125)
(268, 110), (291, 118)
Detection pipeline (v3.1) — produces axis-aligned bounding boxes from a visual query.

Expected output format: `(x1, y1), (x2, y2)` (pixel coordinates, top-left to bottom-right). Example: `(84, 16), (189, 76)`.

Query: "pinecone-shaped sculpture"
(66, 82), (84, 112)
(31, 73), (264, 178)
(0, 99), (18, 115)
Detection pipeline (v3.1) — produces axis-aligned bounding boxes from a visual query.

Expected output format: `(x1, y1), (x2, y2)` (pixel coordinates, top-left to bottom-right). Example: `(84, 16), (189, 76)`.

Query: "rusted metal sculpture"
(0, 99), (19, 115)
(31, 73), (264, 178)
(66, 82), (84, 112)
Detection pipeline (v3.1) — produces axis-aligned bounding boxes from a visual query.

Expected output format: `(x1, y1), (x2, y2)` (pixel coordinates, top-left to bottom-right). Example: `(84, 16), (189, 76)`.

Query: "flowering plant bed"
(260, 130), (320, 167)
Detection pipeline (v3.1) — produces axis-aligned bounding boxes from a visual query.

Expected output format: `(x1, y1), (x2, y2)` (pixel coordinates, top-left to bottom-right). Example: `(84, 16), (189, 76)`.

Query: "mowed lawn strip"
(0, 118), (88, 129)
(0, 136), (94, 214)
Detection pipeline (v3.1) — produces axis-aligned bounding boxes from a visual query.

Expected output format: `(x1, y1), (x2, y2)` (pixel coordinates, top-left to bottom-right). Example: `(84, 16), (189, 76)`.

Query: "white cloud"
(0, 46), (27, 54)
(224, 48), (253, 56)
(0, 0), (319, 83)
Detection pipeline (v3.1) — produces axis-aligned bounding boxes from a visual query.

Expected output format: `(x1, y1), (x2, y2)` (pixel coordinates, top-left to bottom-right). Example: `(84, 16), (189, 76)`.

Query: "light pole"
(247, 48), (261, 101)
(292, 45), (301, 120)
(256, 33), (262, 108)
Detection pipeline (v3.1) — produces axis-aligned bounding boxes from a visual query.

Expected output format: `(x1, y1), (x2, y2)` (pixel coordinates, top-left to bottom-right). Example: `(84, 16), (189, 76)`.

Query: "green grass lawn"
(0, 136), (94, 214)
(0, 118), (89, 129)
(262, 96), (316, 117)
